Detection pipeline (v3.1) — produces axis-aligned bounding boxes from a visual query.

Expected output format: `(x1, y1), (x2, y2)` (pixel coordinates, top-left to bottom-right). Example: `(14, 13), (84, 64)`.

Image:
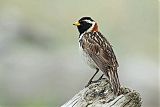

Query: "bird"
(73, 17), (121, 95)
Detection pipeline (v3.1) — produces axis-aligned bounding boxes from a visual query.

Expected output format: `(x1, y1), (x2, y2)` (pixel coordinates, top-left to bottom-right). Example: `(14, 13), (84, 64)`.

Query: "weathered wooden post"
(61, 78), (142, 107)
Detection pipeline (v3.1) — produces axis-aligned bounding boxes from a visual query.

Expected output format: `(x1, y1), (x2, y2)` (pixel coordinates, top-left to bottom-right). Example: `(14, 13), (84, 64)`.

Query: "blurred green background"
(0, 0), (158, 107)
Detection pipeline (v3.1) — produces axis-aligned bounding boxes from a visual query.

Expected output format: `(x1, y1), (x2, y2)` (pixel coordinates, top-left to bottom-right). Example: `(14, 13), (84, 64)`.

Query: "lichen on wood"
(61, 78), (142, 107)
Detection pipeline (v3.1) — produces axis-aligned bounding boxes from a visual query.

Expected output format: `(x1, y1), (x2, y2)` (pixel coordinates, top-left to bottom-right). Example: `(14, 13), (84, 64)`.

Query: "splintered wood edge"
(61, 79), (142, 107)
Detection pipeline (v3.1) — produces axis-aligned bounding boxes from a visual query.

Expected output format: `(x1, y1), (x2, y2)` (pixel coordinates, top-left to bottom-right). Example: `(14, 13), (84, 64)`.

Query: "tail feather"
(107, 67), (120, 95)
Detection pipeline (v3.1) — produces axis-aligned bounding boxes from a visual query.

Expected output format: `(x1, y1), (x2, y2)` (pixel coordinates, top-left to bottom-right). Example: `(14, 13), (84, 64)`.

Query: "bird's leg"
(91, 74), (104, 83)
(85, 68), (99, 87)
(98, 74), (104, 80)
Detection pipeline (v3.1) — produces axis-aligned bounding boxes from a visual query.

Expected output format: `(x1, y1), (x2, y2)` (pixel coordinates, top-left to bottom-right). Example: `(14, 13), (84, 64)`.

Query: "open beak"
(73, 21), (80, 26)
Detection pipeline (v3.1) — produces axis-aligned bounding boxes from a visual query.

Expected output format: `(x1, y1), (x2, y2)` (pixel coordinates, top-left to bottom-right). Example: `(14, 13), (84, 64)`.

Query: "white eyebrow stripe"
(87, 21), (96, 32)
(84, 19), (94, 24)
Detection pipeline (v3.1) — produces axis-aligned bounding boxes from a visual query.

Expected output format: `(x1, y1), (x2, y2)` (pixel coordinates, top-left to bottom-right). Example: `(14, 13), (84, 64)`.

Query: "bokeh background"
(0, 0), (158, 107)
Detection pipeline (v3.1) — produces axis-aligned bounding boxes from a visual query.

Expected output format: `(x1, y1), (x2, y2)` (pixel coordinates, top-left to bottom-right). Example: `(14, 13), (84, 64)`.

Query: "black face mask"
(77, 21), (92, 35)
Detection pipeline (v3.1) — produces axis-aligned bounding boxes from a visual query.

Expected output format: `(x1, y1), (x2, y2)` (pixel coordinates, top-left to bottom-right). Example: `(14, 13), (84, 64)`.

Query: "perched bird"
(73, 17), (120, 95)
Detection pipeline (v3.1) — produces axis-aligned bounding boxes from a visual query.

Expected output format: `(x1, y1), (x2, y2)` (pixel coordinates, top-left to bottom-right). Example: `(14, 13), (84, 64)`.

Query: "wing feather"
(80, 32), (118, 72)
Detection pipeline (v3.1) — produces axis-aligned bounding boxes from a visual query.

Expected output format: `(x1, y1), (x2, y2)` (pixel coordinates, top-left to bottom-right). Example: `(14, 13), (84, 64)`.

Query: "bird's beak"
(73, 21), (80, 26)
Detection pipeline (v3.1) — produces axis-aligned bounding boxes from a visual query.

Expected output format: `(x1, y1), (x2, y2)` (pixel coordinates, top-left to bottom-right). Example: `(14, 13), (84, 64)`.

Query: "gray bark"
(61, 78), (142, 107)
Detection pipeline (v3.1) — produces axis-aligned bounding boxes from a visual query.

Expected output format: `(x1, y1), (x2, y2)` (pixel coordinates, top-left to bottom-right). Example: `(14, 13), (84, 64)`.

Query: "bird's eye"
(79, 20), (84, 23)
(79, 21), (85, 25)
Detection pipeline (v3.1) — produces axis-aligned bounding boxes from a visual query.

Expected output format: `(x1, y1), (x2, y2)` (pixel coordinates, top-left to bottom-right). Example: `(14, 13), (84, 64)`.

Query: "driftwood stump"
(61, 78), (142, 107)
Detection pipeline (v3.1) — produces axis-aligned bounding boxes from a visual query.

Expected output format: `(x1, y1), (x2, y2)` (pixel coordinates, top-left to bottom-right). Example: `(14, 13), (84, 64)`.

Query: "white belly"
(79, 46), (98, 69)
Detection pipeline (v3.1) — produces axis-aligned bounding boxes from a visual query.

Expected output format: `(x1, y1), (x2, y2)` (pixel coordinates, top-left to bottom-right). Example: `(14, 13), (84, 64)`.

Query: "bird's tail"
(107, 67), (121, 95)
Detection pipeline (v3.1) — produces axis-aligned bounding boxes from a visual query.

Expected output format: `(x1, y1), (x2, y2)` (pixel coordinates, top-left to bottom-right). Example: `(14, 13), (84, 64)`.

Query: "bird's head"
(73, 17), (98, 34)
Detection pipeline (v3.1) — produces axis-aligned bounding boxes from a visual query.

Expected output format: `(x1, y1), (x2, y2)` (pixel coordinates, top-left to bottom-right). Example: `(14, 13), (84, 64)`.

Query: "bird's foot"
(85, 76), (105, 88)
(85, 80), (92, 87)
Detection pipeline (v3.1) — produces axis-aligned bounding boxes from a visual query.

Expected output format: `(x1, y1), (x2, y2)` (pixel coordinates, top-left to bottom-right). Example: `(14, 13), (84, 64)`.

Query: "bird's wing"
(80, 32), (118, 72)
